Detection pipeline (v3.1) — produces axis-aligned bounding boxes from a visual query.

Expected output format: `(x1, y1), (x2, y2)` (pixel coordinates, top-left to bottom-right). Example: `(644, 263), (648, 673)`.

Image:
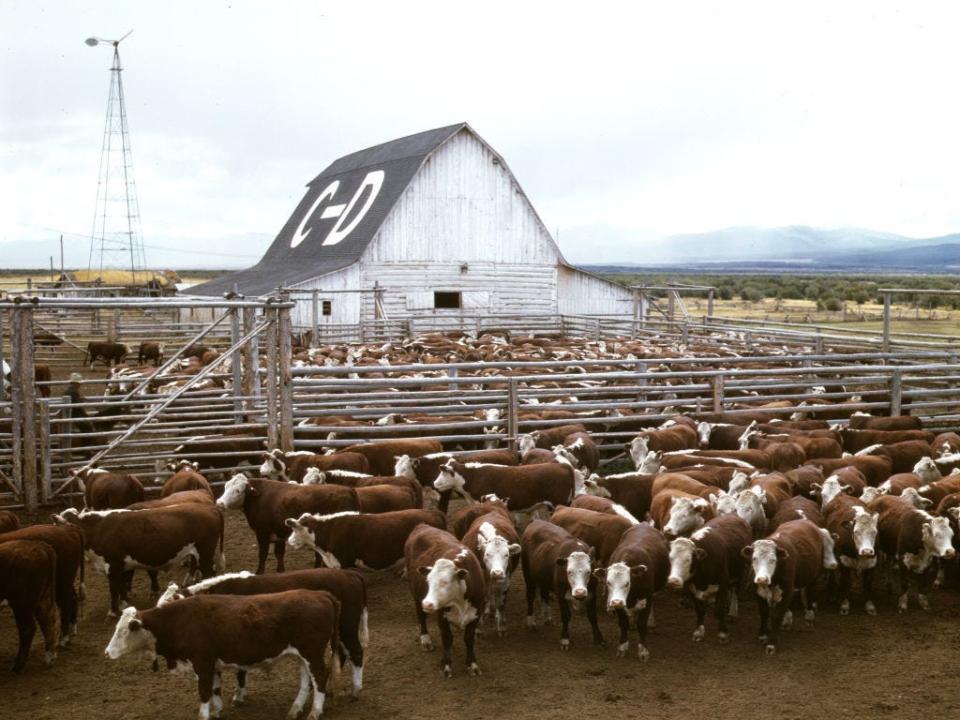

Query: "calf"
(434, 460), (575, 511)
(785, 465), (825, 499)
(627, 424), (698, 463)
(55, 504), (223, 616)
(85, 341), (129, 367)
(812, 468), (867, 507)
(0, 539), (60, 672)
(696, 421), (753, 450)
(651, 490), (715, 538)
(520, 519), (602, 649)
(461, 511), (522, 635)
(0, 509), (19, 533)
(106, 590), (340, 720)
(287, 509), (446, 569)
(450, 496), (512, 538)
(404, 524), (485, 677)
(395, 449), (519, 512)
(869, 494), (955, 612)
(550, 505), (637, 566)
(217, 473), (360, 573)
(260, 448), (370, 482)
(137, 341), (164, 366)
(157, 461), (213, 498)
(552, 432), (599, 472)
(599, 524), (669, 661)
(823, 495), (879, 615)
(743, 519), (838, 654)
(651, 472), (716, 500)
(170, 433), (265, 476)
(0, 524), (85, 646)
(355, 483), (419, 513)
(338, 439), (443, 476)
(72, 468), (145, 509)
(161, 568), (368, 699)
(666, 514), (752, 644)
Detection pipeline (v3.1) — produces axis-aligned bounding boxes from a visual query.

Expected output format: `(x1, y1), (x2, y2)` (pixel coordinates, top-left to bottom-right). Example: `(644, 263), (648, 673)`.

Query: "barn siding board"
(557, 265), (633, 315)
(289, 265), (361, 326)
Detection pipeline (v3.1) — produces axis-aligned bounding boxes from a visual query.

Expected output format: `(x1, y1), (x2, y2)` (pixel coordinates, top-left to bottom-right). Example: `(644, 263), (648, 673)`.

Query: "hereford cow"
(287, 509), (446, 570)
(932, 432), (960, 457)
(260, 449), (370, 483)
(840, 429), (935, 454)
(72, 468), (145, 509)
(582, 471), (655, 520)
(848, 413), (923, 431)
(666, 514), (753, 644)
(0, 509), (20, 533)
(337, 439), (443, 476)
(156, 461), (214, 498)
(550, 505), (637, 566)
(823, 494), (879, 615)
(159, 568), (368, 699)
(395, 448), (519, 512)
(216, 473), (360, 574)
(518, 424), (589, 453)
(597, 523), (669, 661)
(127, 490), (216, 510)
(105, 590), (341, 720)
(571, 494), (641, 523)
(85, 341), (129, 367)
(520, 519), (603, 649)
(137, 341), (164, 366)
(627, 424), (698, 464)
(0, 539), (60, 671)
(460, 510), (522, 636)
(742, 519), (838, 654)
(305, 468), (424, 508)
(769, 495), (824, 530)
(433, 460), (575, 511)
(552, 432), (600, 472)
(404, 524), (486, 677)
(805, 455), (892, 487)
(55, 504), (223, 616)
(650, 490), (715, 538)
(170, 433), (265, 476)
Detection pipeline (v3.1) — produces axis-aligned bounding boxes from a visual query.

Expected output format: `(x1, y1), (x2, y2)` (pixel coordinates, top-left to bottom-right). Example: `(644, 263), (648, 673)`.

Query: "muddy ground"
(3, 509), (960, 720)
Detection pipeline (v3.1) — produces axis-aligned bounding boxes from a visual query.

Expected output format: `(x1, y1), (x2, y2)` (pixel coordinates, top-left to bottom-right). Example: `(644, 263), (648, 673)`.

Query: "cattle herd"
(4, 332), (960, 719)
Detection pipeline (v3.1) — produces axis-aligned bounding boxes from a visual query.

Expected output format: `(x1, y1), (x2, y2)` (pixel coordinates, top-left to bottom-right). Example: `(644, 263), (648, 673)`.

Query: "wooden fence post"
(889, 370), (902, 417)
(0, 307), (5, 402)
(507, 378), (519, 453)
(265, 305), (279, 450)
(241, 306), (257, 413)
(712, 374), (725, 414)
(635, 360), (648, 403)
(278, 298), (294, 452)
(15, 305), (37, 511)
(882, 293), (892, 352)
(38, 399), (51, 504)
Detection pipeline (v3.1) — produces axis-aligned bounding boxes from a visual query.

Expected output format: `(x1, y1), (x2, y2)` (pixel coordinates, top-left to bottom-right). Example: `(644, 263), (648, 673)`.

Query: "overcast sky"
(3, 1), (959, 268)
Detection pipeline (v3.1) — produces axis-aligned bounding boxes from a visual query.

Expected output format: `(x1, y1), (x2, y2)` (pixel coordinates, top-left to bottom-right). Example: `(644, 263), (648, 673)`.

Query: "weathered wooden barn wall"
(289, 264), (361, 326)
(557, 265), (633, 316)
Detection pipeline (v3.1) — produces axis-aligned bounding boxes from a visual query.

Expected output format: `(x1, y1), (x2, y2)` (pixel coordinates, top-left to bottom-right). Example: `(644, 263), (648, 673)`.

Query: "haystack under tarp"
(63, 269), (181, 289)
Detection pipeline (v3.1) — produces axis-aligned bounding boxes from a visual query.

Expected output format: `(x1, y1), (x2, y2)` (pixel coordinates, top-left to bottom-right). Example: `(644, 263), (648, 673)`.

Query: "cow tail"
(329, 597), (342, 693)
(76, 530), (87, 627)
(217, 510), (226, 572)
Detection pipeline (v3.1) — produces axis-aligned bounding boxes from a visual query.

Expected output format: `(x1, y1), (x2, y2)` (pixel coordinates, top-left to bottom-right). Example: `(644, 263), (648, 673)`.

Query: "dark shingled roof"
(191, 123), (467, 296)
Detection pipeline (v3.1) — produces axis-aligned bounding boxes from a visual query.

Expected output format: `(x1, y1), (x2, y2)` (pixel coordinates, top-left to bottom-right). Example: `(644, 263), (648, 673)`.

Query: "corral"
(3, 293), (960, 720)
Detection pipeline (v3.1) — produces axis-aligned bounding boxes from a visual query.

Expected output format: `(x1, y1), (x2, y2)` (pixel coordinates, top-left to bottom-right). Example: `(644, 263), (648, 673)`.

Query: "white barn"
(192, 123), (633, 328)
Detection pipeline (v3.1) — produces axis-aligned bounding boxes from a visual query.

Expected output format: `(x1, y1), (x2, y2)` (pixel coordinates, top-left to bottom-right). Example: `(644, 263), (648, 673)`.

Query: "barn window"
(434, 291), (461, 309)
(322, 300), (332, 316)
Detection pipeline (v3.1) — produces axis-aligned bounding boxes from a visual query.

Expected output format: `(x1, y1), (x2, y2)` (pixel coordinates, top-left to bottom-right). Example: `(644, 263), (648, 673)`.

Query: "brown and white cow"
(0, 539), (60, 672)
(742, 519), (838, 654)
(337, 439), (443, 476)
(806, 455), (892, 487)
(582, 471), (656, 520)
(570, 494), (641, 523)
(667, 514), (753, 644)
(55, 504), (224, 616)
(216, 473), (359, 573)
(550, 505), (637, 566)
(156, 460), (214, 498)
(0, 509), (19, 533)
(433, 460), (575, 511)
(85, 341), (129, 367)
(552, 432), (600, 472)
(404, 524), (486, 677)
(520, 519), (603, 649)
(518, 424), (589, 454)
(626, 423), (698, 463)
(650, 490), (715, 538)
(127, 490), (216, 510)
(598, 523), (669, 661)
(260, 449), (370, 482)
(823, 494), (879, 615)
(106, 589), (341, 720)
(857, 440), (936, 475)
(72, 468), (145, 509)
(395, 448), (519, 512)
(159, 568), (368, 699)
(848, 413), (922, 431)
(769, 495), (824, 531)
(287, 509), (446, 570)
(305, 468), (424, 509)
(840, 429), (935, 454)
(460, 510), (521, 636)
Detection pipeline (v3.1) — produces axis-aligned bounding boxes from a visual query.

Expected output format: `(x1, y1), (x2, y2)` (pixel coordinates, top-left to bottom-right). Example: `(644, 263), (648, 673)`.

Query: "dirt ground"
(3, 509), (960, 720)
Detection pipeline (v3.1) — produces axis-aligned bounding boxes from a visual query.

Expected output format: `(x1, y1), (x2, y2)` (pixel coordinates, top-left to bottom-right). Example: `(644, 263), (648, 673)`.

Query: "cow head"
(637, 450), (662, 475)
(711, 490), (738, 516)
(156, 582), (185, 607)
(582, 473), (611, 498)
(843, 506), (879, 558)
(728, 471), (750, 494)
(518, 434), (536, 455)
(600, 561), (647, 610)
(913, 457), (942, 484)
(667, 536), (706, 590)
(483, 409), (503, 449)
(557, 548), (594, 600)
(105, 607), (156, 660)
(628, 436), (649, 468)
(419, 558), (468, 613)
(901, 487), (934, 509)
(696, 421), (712, 448)
(476, 522), (520, 583)
(922, 515), (956, 559)
(302, 467), (325, 485)
(284, 514), (317, 551)
(813, 475), (851, 507)
(217, 473), (254, 510)
(552, 444), (579, 469)
(433, 461), (466, 495)
(663, 496), (709, 538)
(735, 488), (766, 532)
(51, 507), (81, 525)
(394, 454), (417, 480)
(742, 539), (786, 586)
(860, 486), (885, 503)
(259, 449), (285, 478)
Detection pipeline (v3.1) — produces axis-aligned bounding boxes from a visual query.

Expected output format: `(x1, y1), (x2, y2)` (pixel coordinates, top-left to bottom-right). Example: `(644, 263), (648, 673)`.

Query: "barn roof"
(191, 123), (467, 296)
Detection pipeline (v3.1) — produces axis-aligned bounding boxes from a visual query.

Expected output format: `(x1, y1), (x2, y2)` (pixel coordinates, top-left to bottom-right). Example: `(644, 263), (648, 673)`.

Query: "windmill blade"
(118, 29), (134, 43)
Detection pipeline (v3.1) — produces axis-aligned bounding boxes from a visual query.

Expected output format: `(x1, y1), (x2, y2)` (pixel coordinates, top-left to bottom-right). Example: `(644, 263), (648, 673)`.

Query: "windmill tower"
(85, 31), (148, 282)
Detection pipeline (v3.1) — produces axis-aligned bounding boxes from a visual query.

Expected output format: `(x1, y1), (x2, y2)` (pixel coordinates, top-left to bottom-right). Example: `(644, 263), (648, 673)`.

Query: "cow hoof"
(497, 628), (506, 638)
(897, 596), (909, 614)
(616, 641), (629, 657)
(717, 632), (729, 645)
(43, 651), (56, 667)
(804, 609), (815, 624)
(839, 601), (850, 616)
(442, 664), (453, 678)
(560, 638), (570, 651)
(637, 646), (650, 663)
(467, 663), (481, 676)
(865, 601), (877, 616)
(918, 595), (930, 611)
(419, 634), (433, 651)
(758, 634), (768, 644)
(231, 694), (245, 706)
(765, 644), (776, 656)
(692, 625), (705, 643)
(780, 611), (793, 631)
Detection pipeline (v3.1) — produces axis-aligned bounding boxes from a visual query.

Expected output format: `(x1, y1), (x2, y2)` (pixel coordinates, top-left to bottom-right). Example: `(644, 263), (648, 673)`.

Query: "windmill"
(85, 31), (148, 283)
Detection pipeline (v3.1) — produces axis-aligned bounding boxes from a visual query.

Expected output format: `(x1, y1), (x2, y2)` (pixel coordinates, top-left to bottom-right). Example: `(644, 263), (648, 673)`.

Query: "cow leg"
(765, 601), (783, 654)
(863, 566), (877, 615)
(123, 569), (135, 595)
(897, 561), (911, 613)
(464, 618), (481, 675)
(802, 585), (817, 623)
(415, 603), (432, 650)
(715, 584), (730, 644)
(838, 565), (852, 616)
(524, 578), (537, 629)
(558, 596), (572, 650)
(615, 608), (630, 656)
(35, 595), (60, 665)
(306, 656), (328, 720)
(233, 670), (248, 705)
(635, 601), (652, 662)
(11, 603), (36, 672)
(539, 588), (553, 626)
(255, 534), (271, 575)
(757, 595), (770, 645)
(211, 669), (223, 719)
(56, 584), (74, 645)
(692, 593), (707, 642)
(107, 566), (127, 617)
(196, 664), (216, 720)
(274, 539), (287, 573)
(587, 591), (604, 646)
(287, 660), (312, 720)
(917, 565), (936, 611)
(437, 614), (455, 677)
(148, 570), (161, 595)
(344, 632), (364, 699)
